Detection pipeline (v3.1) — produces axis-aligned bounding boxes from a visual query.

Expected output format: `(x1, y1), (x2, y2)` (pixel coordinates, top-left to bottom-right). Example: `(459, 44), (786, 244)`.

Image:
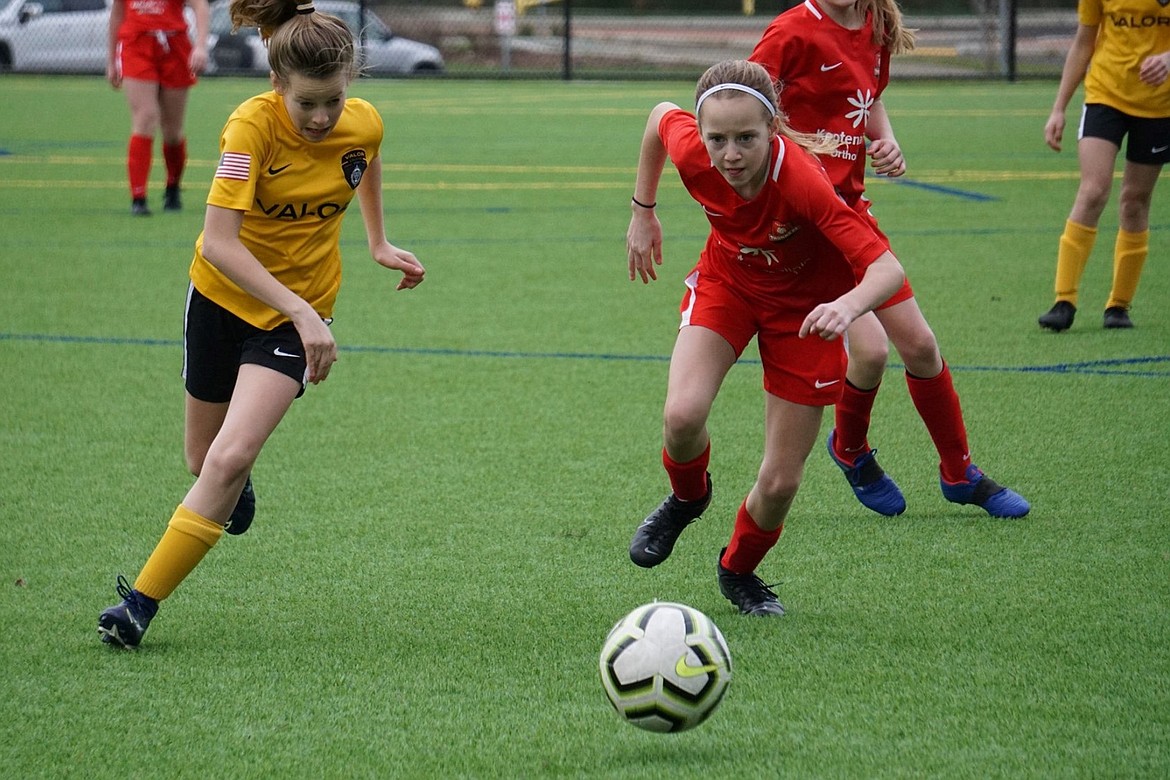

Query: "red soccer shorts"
(678, 264), (848, 407)
(117, 30), (196, 88)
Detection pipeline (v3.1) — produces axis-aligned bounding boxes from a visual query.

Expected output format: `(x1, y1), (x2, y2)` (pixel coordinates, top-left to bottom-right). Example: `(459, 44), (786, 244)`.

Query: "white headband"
(695, 83), (776, 118)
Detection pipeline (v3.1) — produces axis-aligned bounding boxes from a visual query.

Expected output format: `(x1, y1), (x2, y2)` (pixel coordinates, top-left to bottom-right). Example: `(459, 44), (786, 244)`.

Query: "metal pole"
(358, 0), (367, 51)
(562, 0), (571, 81)
(1000, 0), (1017, 81)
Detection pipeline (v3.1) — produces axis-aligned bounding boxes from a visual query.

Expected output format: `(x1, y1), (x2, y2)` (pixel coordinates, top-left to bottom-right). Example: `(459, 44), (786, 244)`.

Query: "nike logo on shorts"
(1153, 145), (1169, 155)
(814, 379), (840, 388)
(820, 62), (843, 72)
(274, 347), (301, 358)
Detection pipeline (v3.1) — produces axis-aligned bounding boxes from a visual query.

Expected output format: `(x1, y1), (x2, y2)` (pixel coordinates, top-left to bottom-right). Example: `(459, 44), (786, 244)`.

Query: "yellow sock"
(1106, 228), (1149, 310)
(1053, 220), (1097, 306)
(133, 505), (224, 601)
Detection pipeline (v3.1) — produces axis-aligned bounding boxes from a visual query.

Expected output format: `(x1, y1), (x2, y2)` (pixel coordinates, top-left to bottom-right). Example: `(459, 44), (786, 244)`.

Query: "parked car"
(0, 0), (109, 72)
(207, 0), (443, 76)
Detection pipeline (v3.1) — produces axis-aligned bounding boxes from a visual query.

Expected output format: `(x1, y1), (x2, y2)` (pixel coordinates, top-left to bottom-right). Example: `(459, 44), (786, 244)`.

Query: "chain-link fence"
(0, 0), (1076, 80)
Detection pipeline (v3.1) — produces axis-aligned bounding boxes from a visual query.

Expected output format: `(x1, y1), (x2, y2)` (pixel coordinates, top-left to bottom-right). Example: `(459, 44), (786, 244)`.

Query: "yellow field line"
(0, 157), (635, 175)
(0, 179), (634, 191)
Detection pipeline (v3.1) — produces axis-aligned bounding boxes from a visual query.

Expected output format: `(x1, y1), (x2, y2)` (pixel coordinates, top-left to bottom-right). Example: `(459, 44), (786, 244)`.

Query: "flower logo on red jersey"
(846, 89), (874, 129)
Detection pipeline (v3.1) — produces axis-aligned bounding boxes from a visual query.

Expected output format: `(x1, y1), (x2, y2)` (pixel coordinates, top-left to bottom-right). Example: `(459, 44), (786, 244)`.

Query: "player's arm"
(627, 102), (674, 284)
(185, 0), (211, 74)
(801, 250), (904, 341)
(865, 99), (905, 178)
(354, 156), (425, 291)
(1046, 23), (1097, 152)
(106, 0), (125, 88)
(201, 205), (337, 382)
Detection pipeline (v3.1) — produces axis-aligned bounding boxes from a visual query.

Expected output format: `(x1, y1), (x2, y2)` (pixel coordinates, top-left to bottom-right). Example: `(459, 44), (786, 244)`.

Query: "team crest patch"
(341, 149), (368, 189)
(769, 220), (799, 243)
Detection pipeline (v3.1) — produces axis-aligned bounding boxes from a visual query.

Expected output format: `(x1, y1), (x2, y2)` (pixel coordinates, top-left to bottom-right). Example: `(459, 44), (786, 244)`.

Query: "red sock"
(162, 139), (186, 188)
(128, 134), (153, 199)
(720, 501), (782, 574)
(833, 380), (878, 463)
(663, 443), (710, 502)
(906, 362), (971, 483)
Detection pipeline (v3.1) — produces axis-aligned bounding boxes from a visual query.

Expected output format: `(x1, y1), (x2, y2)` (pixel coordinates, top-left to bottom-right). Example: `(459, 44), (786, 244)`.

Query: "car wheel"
(0, 44), (13, 72)
(212, 37), (253, 72)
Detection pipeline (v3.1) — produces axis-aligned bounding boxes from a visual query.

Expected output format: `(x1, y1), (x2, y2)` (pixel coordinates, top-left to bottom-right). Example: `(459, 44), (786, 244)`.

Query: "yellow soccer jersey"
(190, 92), (384, 330)
(1081, 0), (1170, 118)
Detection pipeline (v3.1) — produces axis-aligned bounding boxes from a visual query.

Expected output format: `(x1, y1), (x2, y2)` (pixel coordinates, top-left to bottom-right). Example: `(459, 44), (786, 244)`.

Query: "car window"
(63, 0), (105, 11)
(362, 12), (392, 41)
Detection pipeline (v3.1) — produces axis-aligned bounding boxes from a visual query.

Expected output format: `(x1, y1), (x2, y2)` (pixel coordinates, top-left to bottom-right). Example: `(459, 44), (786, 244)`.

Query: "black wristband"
(631, 196), (656, 209)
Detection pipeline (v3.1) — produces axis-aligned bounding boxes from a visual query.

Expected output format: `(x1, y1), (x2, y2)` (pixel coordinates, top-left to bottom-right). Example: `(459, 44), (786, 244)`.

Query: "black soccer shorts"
(183, 285), (310, 403)
(1080, 103), (1170, 166)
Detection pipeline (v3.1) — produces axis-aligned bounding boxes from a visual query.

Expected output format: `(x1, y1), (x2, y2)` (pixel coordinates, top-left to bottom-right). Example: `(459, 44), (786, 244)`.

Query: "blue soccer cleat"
(826, 430), (906, 516)
(941, 464), (1030, 518)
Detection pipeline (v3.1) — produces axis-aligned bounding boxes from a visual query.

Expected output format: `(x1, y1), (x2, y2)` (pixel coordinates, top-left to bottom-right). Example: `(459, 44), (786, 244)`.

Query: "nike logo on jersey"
(273, 347), (301, 358)
(268, 164), (292, 175)
(820, 62), (843, 72)
(814, 379), (840, 389)
(1153, 145), (1169, 155)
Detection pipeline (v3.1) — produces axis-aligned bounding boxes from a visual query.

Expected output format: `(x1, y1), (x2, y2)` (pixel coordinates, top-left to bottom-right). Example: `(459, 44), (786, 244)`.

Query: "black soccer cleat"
(1038, 300), (1075, 332)
(163, 185), (182, 211)
(130, 197), (152, 217)
(1103, 306), (1133, 329)
(717, 548), (785, 617)
(224, 476), (255, 536)
(629, 474), (712, 568)
(97, 575), (159, 649)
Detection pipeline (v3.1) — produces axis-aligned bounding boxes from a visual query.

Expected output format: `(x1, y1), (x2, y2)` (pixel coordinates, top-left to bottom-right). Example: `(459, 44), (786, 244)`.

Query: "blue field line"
(882, 177), (999, 202)
(2, 332), (1168, 377)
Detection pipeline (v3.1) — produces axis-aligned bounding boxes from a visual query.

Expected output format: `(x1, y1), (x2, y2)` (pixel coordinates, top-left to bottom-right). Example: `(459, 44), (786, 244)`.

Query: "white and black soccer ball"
(599, 601), (732, 733)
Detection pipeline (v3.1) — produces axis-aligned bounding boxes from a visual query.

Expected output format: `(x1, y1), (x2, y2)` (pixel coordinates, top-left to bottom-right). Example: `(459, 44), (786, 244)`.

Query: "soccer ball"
(599, 601), (732, 733)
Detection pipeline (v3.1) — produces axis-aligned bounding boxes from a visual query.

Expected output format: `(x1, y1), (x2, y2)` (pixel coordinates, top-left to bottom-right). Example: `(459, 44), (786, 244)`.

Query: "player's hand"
(292, 311), (337, 384)
(799, 300), (857, 341)
(867, 139), (905, 178)
(190, 45), (209, 76)
(627, 211), (663, 284)
(106, 62), (121, 89)
(1044, 111), (1065, 152)
(1139, 52), (1170, 86)
(373, 243), (426, 290)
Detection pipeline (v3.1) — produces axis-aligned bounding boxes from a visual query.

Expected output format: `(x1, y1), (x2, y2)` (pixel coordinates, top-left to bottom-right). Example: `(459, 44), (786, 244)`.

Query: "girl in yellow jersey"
(98, 0), (425, 649)
(1038, 0), (1170, 331)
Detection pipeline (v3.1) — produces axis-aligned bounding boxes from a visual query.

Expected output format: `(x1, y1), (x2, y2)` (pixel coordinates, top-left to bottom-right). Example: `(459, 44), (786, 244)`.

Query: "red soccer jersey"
(749, 0), (890, 205)
(659, 107), (889, 305)
(118, 0), (188, 36)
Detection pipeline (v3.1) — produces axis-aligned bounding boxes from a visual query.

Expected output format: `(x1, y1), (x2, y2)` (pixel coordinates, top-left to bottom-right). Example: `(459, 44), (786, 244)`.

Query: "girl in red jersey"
(97, 0), (425, 649)
(749, 0), (1029, 519)
(626, 59), (904, 616)
(107, 0), (210, 215)
(1037, 0), (1170, 331)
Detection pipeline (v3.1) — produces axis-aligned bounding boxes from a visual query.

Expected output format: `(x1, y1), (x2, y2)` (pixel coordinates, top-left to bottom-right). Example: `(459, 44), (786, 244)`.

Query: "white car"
(0, 0), (110, 72)
(208, 0), (443, 75)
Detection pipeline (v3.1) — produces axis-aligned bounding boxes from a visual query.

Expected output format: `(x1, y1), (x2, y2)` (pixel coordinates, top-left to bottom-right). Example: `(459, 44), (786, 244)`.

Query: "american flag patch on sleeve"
(215, 152), (251, 181)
